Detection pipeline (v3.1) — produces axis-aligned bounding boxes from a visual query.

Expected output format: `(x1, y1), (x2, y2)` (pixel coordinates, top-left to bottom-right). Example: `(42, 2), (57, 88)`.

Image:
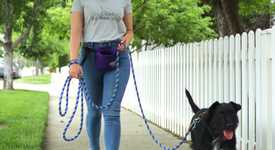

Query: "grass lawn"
(0, 90), (49, 150)
(16, 74), (51, 84)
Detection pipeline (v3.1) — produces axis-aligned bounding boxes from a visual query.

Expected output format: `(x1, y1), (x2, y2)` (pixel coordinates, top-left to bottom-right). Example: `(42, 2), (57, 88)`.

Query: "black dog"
(185, 89), (241, 150)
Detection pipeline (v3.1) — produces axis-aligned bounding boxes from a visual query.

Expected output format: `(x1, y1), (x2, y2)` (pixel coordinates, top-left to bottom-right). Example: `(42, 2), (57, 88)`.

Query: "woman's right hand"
(69, 64), (83, 79)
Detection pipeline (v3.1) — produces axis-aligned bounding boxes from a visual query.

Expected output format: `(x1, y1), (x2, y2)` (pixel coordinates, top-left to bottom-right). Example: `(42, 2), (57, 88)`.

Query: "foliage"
(0, 0), (62, 89)
(203, 0), (275, 32)
(17, 3), (71, 69)
(239, 0), (275, 31)
(0, 0), (70, 70)
(132, 0), (216, 50)
(240, 0), (275, 17)
(0, 0), (55, 38)
(45, 6), (71, 69)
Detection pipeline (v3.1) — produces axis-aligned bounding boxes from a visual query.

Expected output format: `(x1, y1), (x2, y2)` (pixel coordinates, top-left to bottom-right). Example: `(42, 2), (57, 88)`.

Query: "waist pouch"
(82, 39), (120, 72)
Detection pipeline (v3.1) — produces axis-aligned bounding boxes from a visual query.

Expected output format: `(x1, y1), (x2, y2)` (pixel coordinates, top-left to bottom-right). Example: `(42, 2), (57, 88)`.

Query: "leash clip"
(191, 118), (201, 130)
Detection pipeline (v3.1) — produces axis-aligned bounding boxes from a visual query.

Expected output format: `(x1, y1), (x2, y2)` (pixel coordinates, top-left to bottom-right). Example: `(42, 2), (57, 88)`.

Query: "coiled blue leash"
(58, 77), (84, 141)
(58, 51), (120, 141)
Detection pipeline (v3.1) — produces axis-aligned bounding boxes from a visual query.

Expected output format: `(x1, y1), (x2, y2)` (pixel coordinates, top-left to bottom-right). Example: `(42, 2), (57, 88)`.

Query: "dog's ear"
(208, 101), (220, 113)
(205, 101), (220, 122)
(230, 102), (241, 112)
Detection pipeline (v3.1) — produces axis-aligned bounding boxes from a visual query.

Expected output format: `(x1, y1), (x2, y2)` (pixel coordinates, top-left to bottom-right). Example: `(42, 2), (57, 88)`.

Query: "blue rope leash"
(58, 51), (196, 149)
(58, 52), (120, 141)
(128, 52), (195, 150)
(58, 76), (84, 141)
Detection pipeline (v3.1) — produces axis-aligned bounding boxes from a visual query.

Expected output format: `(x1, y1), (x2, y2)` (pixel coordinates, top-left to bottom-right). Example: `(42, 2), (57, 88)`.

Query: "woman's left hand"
(117, 31), (133, 51)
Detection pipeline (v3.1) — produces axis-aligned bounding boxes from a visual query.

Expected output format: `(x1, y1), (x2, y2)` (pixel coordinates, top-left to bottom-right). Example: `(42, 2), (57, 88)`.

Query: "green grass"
(16, 74), (51, 84)
(0, 90), (49, 150)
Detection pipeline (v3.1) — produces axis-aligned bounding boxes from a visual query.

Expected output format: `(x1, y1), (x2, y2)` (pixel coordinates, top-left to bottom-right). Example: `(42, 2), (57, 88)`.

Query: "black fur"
(185, 89), (241, 150)
(185, 89), (200, 113)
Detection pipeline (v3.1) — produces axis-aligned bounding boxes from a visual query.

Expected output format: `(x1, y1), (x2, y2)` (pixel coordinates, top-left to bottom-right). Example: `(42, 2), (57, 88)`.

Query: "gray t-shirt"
(71, 0), (132, 42)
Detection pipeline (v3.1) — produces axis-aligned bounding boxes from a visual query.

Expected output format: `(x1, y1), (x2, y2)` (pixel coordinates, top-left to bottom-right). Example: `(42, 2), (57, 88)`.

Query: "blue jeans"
(79, 46), (130, 150)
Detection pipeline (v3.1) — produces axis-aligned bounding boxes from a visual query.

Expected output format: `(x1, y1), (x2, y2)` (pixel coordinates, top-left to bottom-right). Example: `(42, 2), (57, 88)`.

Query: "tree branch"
(133, 0), (147, 12)
(12, 27), (31, 49)
(0, 40), (4, 47)
(130, 42), (160, 54)
(11, 0), (42, 49)
(150, 44), (160, 50)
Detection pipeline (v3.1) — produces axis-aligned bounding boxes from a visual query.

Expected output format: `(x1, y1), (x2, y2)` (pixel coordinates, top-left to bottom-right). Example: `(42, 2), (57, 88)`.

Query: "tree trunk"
(3, 24), (14, 90)
(2, 0), (14, 90)
(1, 0), (40, 89)
(40, 67), (44, 74)
(220, 0), (242, 35)
(35, 59), (40, 76)
(214, 2), (230, 36)
(202, 0), (243, 36)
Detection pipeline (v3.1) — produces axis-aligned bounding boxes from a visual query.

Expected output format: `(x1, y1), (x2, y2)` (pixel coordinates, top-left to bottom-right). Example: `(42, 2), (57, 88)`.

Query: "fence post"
(272, 25), (275, 150)
(255, 29), (264, 150)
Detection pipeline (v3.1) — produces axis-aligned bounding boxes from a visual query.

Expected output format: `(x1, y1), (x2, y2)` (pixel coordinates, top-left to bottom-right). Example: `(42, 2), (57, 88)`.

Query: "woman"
(69, 0), (133, 149)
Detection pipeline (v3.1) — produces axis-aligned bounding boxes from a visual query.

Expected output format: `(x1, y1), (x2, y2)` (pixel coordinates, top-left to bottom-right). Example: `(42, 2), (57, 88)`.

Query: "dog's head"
(205, 101), (241, 141)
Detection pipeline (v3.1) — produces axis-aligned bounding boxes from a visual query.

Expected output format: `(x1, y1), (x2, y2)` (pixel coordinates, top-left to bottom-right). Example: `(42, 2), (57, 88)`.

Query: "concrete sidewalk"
(43, 96), (191, 150)
(0, 80), (50, 92)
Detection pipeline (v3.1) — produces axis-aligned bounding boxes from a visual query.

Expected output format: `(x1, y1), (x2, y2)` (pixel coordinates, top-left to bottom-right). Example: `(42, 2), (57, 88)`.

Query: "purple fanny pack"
(82, 40), (120, 72)
(95, 46), (118, 72)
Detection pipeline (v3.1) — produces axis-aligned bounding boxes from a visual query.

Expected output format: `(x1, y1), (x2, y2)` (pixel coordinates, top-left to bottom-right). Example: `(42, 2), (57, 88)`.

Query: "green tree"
(18, 6), (70, 74)
(132, 0), (216, 50)
(0, 0), (52, 89)
(200, 0), (275, 36)
(44, 6), (70, 72)
(239, 0), (275, 31)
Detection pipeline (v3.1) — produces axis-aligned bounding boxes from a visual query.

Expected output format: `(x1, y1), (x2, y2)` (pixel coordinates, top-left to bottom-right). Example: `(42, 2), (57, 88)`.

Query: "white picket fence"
(122, 26), (275, 150)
